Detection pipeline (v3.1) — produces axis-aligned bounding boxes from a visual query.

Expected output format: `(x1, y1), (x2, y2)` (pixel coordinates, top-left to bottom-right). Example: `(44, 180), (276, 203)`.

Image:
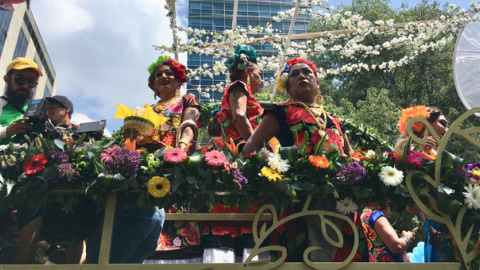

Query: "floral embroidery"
(361, 211), (410, 262)
(220, 81), (263, 141)
(280, 102), (345, 155)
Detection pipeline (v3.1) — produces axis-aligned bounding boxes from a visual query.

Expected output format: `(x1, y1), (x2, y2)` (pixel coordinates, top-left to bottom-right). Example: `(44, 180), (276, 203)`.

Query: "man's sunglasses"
(10, 75), (38, 88)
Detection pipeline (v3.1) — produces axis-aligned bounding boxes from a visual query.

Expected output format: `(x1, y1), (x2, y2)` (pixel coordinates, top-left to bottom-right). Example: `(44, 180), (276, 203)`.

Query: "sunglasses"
(10, 75), (38, 88)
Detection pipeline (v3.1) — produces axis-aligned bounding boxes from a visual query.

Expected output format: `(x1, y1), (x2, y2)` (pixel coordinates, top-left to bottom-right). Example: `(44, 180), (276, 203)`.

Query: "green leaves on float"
(279, 146), (298, 164)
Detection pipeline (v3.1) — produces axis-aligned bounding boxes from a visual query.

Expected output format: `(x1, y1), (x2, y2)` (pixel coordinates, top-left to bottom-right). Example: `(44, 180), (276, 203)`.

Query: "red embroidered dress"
(219, 81), (263, 142)
(265, 101), (346, 155)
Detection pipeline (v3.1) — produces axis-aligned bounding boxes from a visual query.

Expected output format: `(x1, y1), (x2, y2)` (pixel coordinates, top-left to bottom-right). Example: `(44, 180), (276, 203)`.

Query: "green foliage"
(308, 0), (480, 161)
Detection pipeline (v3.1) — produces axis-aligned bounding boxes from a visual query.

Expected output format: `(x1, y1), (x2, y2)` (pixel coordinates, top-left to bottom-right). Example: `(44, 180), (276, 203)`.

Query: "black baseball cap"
(46, 95), (73, 113)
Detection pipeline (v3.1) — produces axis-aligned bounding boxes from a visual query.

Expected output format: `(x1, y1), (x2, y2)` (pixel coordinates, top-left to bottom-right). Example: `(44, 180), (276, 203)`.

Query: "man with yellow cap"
(0, 57), (43, 144)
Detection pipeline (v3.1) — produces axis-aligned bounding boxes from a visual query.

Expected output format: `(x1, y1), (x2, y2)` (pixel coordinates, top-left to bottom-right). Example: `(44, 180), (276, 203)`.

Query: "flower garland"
(156, 1), (479, 98)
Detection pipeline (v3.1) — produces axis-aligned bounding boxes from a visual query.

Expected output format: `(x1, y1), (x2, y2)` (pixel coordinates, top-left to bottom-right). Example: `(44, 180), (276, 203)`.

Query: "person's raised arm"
(177, 106), (200, 149)
(229, 87), (253, 141)
(243, 113), (280, 155)
(374, 216), (415, 254)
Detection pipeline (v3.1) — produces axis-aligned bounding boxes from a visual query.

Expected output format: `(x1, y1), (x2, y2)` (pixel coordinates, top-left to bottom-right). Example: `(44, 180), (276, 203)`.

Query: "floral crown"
(224, 45), (260, 73)
(398, 105), (431, 134)
(148, 55), (188, 83)
(276, 58), (318, 93)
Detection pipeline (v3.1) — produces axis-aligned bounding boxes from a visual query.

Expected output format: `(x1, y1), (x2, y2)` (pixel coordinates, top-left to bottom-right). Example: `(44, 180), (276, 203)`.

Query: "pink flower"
(167, 101), (183, 114)
(407, 150), (431, 169)
(387, 151), (400, 163)
(204, 150), (227, 167)
(164, 148), (187, 163)
(101, 146), (121, 162)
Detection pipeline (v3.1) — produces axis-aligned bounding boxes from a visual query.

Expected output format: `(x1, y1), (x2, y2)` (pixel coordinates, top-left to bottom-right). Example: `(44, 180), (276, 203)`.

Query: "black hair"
(229, 61), (257, 82)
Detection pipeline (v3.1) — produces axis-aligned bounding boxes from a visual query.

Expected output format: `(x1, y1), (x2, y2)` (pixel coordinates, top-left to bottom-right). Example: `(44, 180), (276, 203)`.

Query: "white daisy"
(267, 152), (290, 173)
(335, 198), (358, 215)
(378, 166), (404, 186)
(463, 184), (480, 210)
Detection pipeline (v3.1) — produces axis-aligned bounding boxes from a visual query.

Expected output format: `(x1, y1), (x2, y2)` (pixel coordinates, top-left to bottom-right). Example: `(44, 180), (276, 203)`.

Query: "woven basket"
(123, 116), (154, 136)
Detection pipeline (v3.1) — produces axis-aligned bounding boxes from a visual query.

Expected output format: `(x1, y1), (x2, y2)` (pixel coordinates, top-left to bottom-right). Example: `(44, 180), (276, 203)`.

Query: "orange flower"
(124, 138), (136, 151)
(398, 105), (430, 133)
(308, 155), (329, 169)
(224, 137), (244, 156)
(351, 152), (365, 161)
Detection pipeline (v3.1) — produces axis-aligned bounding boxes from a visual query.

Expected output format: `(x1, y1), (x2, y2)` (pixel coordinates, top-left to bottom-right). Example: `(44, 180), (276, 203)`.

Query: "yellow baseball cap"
(6, 57), (43, 76)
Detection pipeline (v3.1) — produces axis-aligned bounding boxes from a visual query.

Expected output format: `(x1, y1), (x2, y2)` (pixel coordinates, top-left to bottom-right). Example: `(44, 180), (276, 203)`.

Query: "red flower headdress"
(277, 58), (318, 93)
(148, 55), (188, 83)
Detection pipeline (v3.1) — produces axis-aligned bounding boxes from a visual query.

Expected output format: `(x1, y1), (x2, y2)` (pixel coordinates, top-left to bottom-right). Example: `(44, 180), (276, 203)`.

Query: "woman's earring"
(316, 88), (324, 103)
(246, 74), (251, 87)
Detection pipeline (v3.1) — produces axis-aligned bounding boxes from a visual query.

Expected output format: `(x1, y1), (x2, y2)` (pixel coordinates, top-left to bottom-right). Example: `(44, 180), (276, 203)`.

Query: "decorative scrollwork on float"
(245, 194), (359, 270)
(405, 108), (480, 270)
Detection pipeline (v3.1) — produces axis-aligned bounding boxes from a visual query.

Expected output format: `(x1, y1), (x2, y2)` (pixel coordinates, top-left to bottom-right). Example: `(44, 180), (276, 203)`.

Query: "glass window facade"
(0, 10), (12, 57)
(187, 0), (310, 101)
(13, 28), (28, 59)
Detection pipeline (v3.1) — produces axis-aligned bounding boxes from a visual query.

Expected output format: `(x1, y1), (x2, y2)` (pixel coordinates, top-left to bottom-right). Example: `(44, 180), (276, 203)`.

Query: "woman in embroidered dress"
(87, 56), (201, 264)
(361, 198), (415, 262)
(203, 45), (268, 263)
(243, 57), (352, 156)
(243, 58), (353, 262)
(141, 56), (203, 263)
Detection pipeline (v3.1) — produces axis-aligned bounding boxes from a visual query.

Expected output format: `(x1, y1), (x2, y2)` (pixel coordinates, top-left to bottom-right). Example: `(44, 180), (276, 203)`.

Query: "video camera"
(17, 98), (107, 142)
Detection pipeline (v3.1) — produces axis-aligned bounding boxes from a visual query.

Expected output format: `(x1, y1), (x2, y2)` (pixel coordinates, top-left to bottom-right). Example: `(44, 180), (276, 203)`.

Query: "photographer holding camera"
(15, 95), (100, 265)
(0, 57), (42, 145)
(45, 95), (77, 148)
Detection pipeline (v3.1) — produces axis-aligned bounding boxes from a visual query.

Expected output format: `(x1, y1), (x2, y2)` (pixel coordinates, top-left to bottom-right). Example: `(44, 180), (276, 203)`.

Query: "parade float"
(1, 0), (480, 269)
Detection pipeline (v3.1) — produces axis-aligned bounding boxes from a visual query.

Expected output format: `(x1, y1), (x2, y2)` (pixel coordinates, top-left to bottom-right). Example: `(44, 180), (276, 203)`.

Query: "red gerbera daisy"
(23, 154), (48, 175)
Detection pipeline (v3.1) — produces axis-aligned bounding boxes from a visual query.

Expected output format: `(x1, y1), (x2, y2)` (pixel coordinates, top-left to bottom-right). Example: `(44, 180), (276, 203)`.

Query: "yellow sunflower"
(261, 167), (282, 182)
(148, 176), (171, 198)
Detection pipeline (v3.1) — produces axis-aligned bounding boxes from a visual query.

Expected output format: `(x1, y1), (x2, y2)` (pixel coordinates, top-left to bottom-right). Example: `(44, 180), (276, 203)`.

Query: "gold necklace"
(291, 101), (328, 137)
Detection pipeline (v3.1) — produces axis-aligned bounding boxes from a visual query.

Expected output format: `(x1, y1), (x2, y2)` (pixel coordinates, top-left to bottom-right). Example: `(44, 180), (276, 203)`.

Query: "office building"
(187, 0), (310, 100)
(0, 3), (57, 98)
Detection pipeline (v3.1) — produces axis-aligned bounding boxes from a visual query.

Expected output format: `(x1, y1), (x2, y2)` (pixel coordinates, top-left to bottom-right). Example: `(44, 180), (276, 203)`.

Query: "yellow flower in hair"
(148, 176), (171, 198)
(276, 73), (289, 93)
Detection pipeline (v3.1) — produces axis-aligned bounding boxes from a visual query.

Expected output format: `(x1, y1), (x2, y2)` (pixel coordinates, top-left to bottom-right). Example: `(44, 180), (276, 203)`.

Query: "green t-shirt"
(0, 103), (28, 145)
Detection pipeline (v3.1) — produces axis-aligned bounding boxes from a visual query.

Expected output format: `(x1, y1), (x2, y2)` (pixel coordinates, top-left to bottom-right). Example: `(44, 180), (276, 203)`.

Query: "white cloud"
(30, 0), (181, 133)
(30, 0), (94, 39)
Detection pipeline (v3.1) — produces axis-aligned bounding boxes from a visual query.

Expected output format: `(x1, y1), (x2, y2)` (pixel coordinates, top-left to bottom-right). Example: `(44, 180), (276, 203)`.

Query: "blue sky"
(28, 0), (474, 134)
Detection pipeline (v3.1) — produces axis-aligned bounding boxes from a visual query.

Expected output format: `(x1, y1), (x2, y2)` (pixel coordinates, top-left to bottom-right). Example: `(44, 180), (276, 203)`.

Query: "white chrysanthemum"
(378, 166), (404, 186)
(463, 184), (480, 210)
(335, 198), (358, 215)
(267, 152), (290, 173)
(364, 150), (375, 161)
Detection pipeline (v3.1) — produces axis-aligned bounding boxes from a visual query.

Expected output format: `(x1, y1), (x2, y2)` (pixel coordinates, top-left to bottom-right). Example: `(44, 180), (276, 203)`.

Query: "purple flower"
(57, 163), (79, 185)
(465, 163), (480, 171)
(103, 147), (140, 177)
(337, 162), (366, 182)
(48, 150), (69, 163)
(232, 169), (248, 190)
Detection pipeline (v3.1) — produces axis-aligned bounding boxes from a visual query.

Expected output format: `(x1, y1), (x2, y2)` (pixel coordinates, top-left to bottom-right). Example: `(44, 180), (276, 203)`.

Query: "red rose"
(176, 69), (185, 80)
